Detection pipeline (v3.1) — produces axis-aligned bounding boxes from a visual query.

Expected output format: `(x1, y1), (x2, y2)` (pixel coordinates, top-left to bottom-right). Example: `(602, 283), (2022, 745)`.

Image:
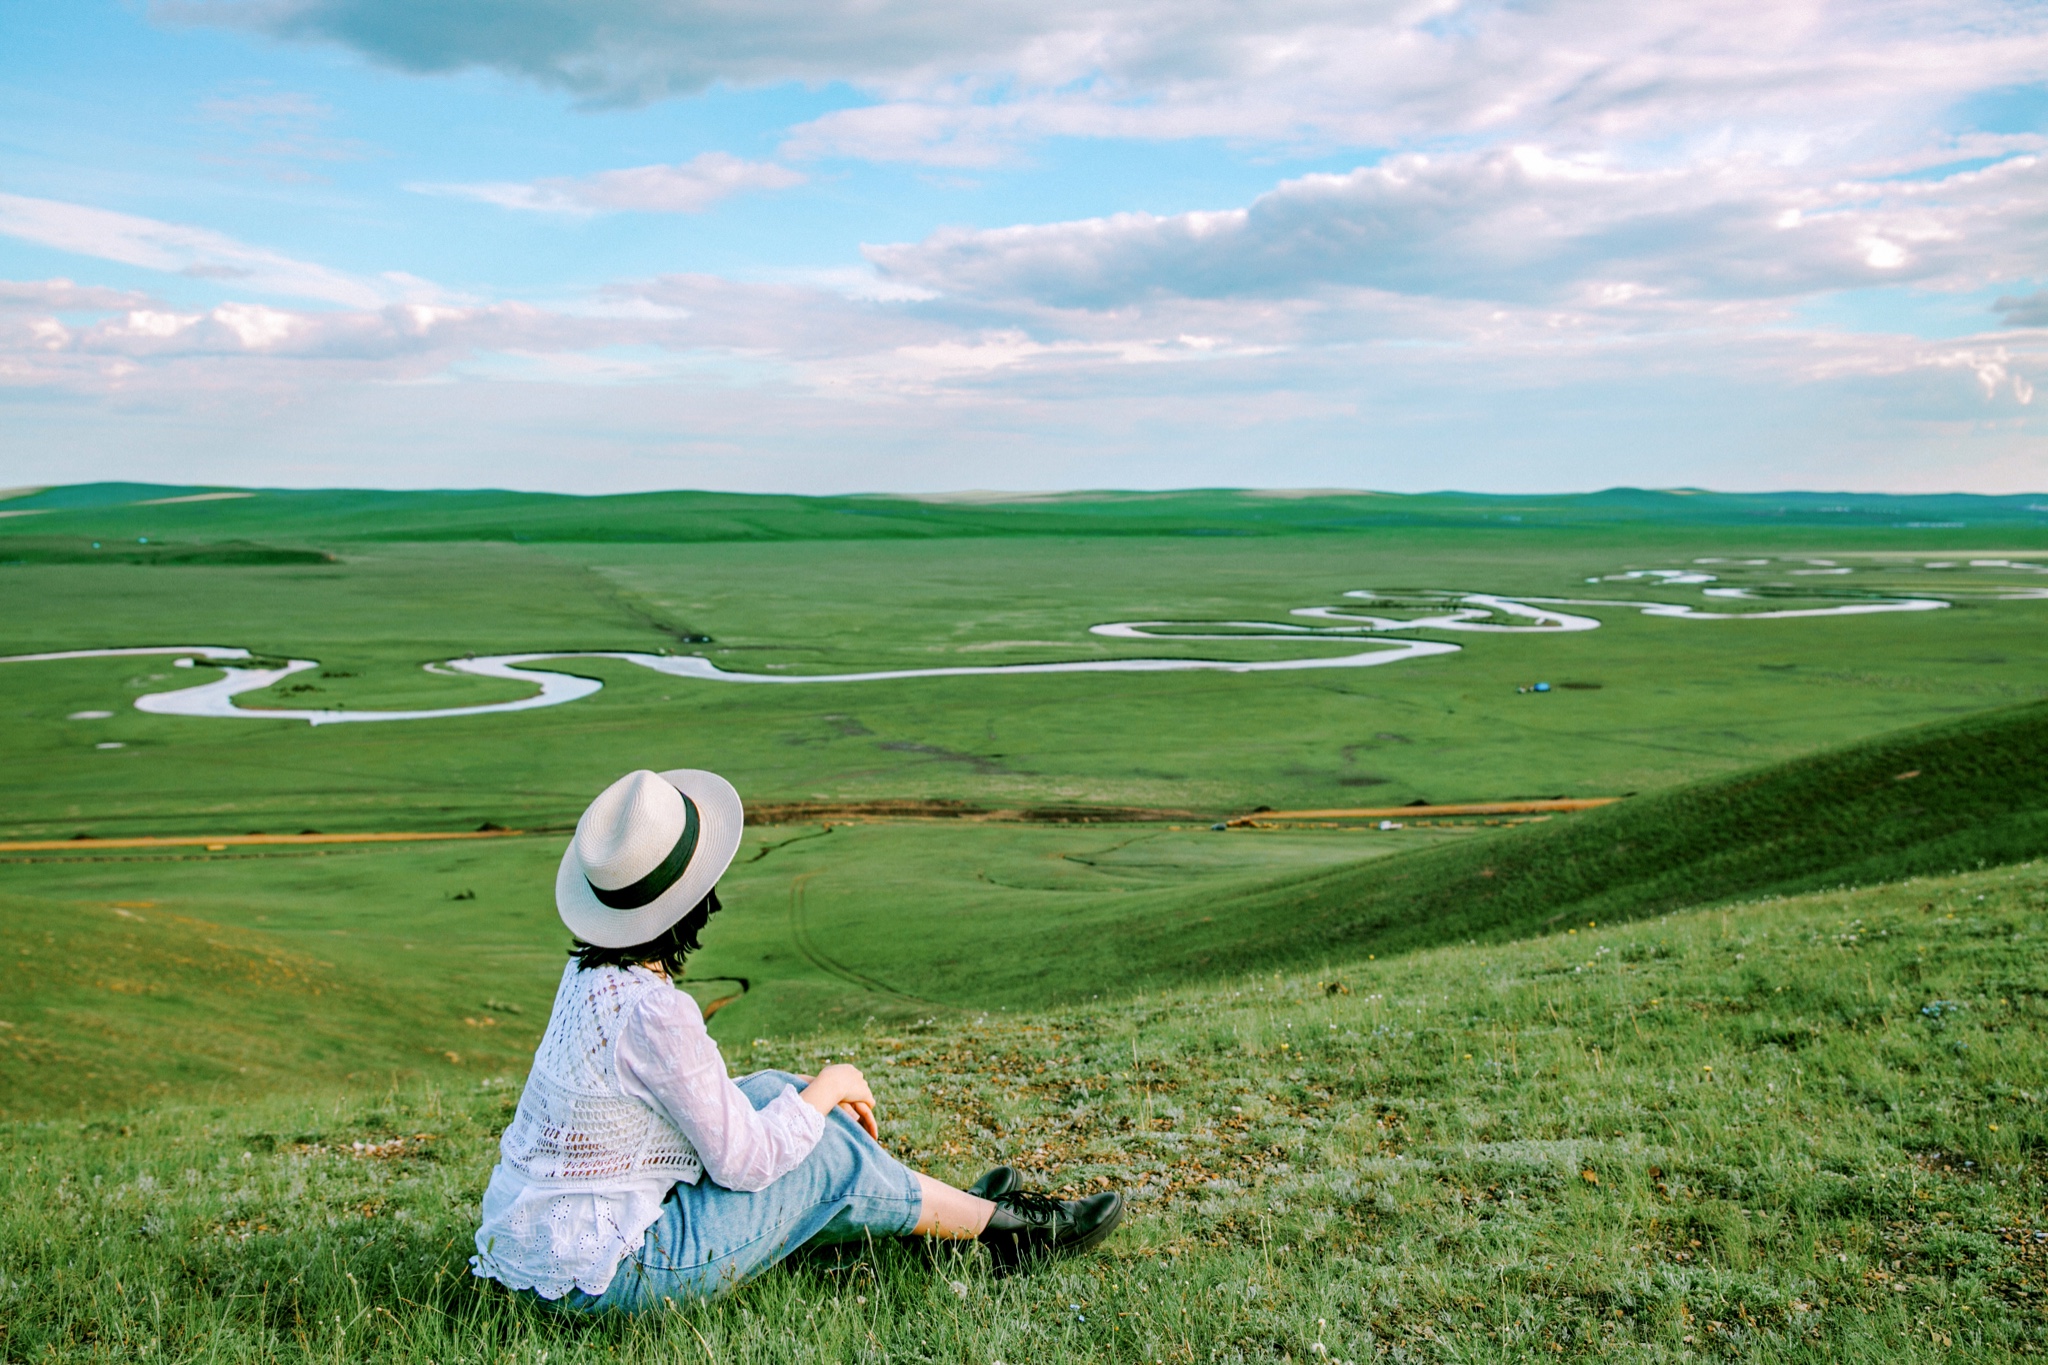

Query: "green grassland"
(6, 483), (2048, 1360)
(6, 861), (2046, 1361)
(9, 695), (2044, 1118)
(5, 489), (2047, 840)
(4, 483), (2048, 1081)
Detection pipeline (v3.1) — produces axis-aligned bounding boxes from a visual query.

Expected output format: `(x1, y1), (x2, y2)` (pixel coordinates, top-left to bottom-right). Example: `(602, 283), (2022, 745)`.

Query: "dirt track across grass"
(1227, 797), (1622, 825)
(0, 797), (1624, 852)
(0, 828), (536, 852)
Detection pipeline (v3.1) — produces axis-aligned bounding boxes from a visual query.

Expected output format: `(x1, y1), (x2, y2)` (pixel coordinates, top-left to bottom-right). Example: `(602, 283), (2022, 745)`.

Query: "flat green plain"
(7, 502), (2048, 838)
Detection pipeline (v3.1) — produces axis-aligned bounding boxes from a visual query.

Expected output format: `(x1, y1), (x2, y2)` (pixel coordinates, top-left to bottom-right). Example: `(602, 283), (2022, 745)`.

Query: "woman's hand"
(800, 1063), (878, 1139)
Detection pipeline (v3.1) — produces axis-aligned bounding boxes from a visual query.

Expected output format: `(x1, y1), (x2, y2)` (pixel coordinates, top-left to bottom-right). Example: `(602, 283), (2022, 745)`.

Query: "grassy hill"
(5, 482), (2048, 548)
(4, 860), (2043, 1361)
(1192, 695), (2048, 967)
(777, 697), (2048, 1013)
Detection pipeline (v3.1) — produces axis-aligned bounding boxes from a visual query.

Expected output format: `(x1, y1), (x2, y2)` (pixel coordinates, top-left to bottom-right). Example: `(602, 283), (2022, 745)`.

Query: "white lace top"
(471, 962), (825, 1299)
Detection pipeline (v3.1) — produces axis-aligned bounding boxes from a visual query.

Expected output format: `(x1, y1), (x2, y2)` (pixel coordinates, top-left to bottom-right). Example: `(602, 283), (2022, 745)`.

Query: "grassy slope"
(0, 824), (1463, 1116)
(790, 698), (2048, 1009)
(0, 841), (559, 1117)
(1291, 696), (2048, 943)
(5, 861), (2045, 1361)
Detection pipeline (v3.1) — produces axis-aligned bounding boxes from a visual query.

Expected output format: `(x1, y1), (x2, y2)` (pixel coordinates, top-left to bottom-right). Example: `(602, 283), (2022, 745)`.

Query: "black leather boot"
(977, 1188), (1124, 1276)
(966, 1166), (1022, 1200)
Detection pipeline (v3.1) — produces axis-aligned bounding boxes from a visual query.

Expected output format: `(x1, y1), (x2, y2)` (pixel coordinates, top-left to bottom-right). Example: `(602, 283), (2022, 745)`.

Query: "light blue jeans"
(546, 1070), (924, 1312)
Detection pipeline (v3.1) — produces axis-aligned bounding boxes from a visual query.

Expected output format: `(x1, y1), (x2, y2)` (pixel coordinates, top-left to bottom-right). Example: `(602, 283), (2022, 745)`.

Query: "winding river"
(1, 586), (1968, 726)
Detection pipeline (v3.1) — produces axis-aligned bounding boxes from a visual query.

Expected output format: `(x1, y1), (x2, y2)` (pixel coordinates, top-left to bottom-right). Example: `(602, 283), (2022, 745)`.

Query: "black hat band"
(587, 790), (700, 910)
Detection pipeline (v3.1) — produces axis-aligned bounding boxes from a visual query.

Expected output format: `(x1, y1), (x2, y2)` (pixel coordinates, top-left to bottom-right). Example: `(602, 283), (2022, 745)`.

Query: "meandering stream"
(2, 586), (1968, 725)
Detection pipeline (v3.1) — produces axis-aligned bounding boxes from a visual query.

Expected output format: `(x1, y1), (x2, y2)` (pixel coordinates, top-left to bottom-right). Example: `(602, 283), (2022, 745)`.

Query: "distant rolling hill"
(3, 482), (2046, 547)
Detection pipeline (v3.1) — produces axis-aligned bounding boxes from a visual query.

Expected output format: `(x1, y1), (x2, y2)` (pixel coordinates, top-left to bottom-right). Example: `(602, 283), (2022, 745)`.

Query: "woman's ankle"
(910, 1173), (995, 1238)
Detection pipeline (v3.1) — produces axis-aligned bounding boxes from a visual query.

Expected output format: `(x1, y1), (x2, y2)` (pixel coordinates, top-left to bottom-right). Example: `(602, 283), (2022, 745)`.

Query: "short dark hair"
(569, 889), (721, 975)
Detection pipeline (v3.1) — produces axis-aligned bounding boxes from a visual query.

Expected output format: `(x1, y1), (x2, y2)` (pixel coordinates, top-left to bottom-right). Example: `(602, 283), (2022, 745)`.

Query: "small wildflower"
(950, 1280), (969, 1299)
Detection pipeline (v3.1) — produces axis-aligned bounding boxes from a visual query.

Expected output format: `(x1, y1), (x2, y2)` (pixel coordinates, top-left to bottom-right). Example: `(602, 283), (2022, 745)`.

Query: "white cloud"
(0, 278), (151, 311)
(113, 310), (202, 340)
(6, 133), (2043, 426)
(1926, 346), (2037, 404)
(0, 193), (391, 307)
(413, 152), (804, 216)
(170, 0), (2048, 170)
(211, 302), (304, 347)
(3, 258), (2036, 420)
(163, 0), (1105, 101)
(9, 298), (2043, 494)
(867, 148), (2048, 311)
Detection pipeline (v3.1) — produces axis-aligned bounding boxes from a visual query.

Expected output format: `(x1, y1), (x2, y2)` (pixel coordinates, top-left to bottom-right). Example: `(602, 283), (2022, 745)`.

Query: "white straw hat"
(555, 768), (745, 948)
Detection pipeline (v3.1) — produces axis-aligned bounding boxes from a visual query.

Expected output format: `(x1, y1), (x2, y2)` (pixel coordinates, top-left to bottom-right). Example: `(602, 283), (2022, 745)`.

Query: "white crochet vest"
(497, 963), (703, 1186)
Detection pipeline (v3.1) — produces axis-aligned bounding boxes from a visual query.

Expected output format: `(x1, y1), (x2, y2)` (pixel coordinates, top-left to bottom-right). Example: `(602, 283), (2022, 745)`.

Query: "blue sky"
(2, 0), (2045, 494)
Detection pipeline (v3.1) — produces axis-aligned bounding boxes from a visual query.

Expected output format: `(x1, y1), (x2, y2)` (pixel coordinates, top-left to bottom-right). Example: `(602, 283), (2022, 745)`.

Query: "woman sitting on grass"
(472, 768), (1123, 1310)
